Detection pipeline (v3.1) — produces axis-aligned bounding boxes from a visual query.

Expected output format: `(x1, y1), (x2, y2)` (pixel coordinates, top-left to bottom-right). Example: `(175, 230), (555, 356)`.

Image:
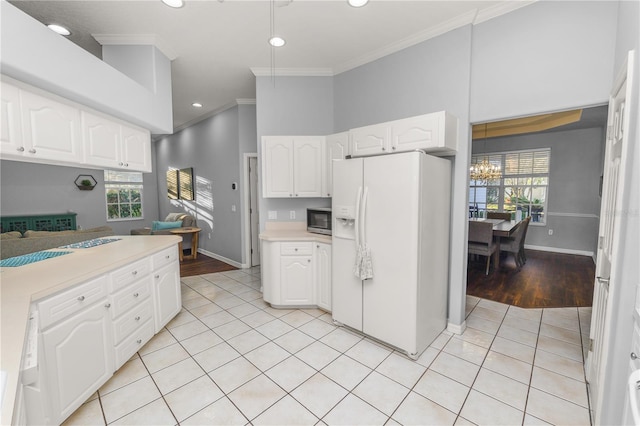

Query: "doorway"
(243, 153), (260, 267)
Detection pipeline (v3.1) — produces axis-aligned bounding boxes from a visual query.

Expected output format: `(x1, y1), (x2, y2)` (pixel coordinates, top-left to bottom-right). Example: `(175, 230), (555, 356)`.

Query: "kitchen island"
(0, 235), (181, 425)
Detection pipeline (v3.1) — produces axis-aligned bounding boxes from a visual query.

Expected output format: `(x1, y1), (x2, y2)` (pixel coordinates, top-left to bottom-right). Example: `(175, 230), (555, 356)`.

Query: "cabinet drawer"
(38, 275), (108, 329)
(111, 278), (151, 319)
(151, 245), (179, 270)
(112, 299), (153, 345)
(114, 318), (154, 370)
(280, 242), (313, 256)
(110, 259), (150, 293)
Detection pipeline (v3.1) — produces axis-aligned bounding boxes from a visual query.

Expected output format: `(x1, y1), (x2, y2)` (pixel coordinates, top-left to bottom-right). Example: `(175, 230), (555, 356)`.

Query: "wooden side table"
(169, 227), (202, 261)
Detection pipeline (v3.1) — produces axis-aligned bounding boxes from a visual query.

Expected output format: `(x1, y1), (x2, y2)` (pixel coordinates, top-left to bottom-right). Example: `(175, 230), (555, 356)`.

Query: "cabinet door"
(152, 262), (181, 332)
(350, 123), (389, 157)
(324, 132), (349, 198)
(121, 125), (151, 172)
(42, 301), (113, 424)
(281, 255), (314, 305)
(293, 137), (324, 197)
(0, 81), (24, 155)
(20, 90), (83, 163)
(315, 243), (332, 311)
(82, 111), (121, 168)
(262, 136), (294, 198)
(390, 113), (441, 153)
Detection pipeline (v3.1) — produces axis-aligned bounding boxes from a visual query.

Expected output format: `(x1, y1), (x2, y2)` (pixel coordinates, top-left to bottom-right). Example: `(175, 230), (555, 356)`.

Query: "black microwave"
(307, 208), (332, 235)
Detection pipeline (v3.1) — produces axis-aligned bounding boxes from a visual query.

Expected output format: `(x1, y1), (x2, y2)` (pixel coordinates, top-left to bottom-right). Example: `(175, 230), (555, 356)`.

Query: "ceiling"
(9, 0), (535, 133)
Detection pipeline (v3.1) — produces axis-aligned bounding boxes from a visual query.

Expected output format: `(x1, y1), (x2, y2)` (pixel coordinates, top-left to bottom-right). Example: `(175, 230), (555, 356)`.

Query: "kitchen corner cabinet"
(262, 240), (332, 310)
(350, 111), (458, 157)
(262, 136), (325, 198)
(324, 132), (349, 198)
(0, 78), (152, 172)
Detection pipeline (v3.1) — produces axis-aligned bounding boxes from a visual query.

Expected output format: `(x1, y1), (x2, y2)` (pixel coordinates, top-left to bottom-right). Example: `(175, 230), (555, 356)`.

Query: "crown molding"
(251, 67), (334, 77)
(170, 98), (257, 134)
(92, 34), (178, 60)
(473, 0), (537, 25)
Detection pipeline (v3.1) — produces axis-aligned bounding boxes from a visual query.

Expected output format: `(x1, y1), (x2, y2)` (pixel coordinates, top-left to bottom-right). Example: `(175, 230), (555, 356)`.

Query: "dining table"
(468, 218), (520, 268)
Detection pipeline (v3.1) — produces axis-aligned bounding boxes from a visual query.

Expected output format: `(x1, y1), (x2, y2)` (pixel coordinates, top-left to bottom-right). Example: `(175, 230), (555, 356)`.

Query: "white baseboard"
(524, 244), (594, 258)
(196, 248), (247, 269)
(447, 321), (466, 335)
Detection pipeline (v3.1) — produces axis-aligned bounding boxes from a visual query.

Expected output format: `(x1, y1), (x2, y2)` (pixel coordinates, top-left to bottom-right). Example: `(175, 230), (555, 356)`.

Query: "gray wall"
(474, 127), (606, 255)
(255, 76), (334, 229)
(0, 154), (160, 236)
(154, 104), (257, 265)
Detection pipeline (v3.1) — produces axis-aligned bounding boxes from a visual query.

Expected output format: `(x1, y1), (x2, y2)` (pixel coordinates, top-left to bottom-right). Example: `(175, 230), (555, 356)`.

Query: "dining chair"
(487, 211), (512, 221)
(499, 217), (530, 269)
(468, 221), (498, 275)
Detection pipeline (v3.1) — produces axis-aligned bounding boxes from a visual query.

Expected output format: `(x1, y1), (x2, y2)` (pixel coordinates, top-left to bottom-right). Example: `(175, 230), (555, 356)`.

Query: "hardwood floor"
(179, 251), (238, 277)
(466, 249), (595, 308)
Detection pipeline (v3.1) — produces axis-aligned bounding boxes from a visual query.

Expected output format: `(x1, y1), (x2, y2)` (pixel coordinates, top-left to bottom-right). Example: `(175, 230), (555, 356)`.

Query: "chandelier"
(470, 123), (502, 182)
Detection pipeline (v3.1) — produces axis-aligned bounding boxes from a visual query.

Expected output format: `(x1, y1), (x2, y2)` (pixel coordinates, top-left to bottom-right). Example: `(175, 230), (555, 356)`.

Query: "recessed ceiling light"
(347, 0), (369, 7)
(162, 0), (184, 8)
(47, 24), (71, 36)
(192, 102), (203, 108)
(268, 36), (286, 47)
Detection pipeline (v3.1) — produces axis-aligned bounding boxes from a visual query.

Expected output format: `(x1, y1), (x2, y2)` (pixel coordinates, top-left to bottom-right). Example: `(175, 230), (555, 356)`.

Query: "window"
(469, 149), (550, 224)
(104, 170), (143, 221)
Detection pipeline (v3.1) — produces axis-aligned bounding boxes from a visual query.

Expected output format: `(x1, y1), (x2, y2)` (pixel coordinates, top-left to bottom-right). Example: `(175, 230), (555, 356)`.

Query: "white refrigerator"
(332, 150), (451, 358)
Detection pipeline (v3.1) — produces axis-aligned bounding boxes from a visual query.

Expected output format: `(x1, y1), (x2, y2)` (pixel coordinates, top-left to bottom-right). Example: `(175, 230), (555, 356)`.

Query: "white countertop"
(259, 222), (332, 243)
(0, 235), (180, 426)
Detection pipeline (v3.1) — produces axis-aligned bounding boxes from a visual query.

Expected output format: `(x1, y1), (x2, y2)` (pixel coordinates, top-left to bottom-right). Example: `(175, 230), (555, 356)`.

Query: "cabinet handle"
(296, 194), (299, 197)
(392, 146), (396, 150)
(289, 194), (293, 197)
(77, 296), (85, 302)
(16, 147), (24, 152)
(124, 163), (129, 167)
(327, 193), (331, 197)
(119, 162), (124, 166)
(295, 248), (298, 251)
(317, 245), (320, 248)
(28, 149), (36, 154)
(155, 274), (160, 279)
(135, 316), (141, 321)
(104, 303), (111, 308)
(632, 352), (638, 360)
(381, 147), (386, 151)
(166, 255), (170, 259)
(136, 339), (142, 344)
(308, 259), (311, 263)
(133, 292), (139, 297)
(132, 270), (138, 276)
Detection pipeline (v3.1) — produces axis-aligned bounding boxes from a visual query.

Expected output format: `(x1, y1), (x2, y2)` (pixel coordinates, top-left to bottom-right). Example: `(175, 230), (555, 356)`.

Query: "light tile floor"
(64, 268), (593, 425)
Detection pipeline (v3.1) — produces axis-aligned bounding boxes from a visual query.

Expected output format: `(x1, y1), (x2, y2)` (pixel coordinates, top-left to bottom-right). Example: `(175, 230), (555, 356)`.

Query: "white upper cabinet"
(20, 90), (83, 163)
(1, 81), (23, 154)
(262, 136), (325, 198)
(350, 122), (390, 157)
(293, 137), (324, 197)
(350, 111), (458, 157)
(83, 112), (151, 172)
(324, 132), (349, 198)
(0, 78), (152, 172)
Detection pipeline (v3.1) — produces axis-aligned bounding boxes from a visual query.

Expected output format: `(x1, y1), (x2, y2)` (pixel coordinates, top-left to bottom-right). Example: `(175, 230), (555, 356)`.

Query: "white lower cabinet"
(41, 301), (114, 425)
(26, 244), (181, 425)
(262, 239), (331, 310)
(315, 242), (332, 311)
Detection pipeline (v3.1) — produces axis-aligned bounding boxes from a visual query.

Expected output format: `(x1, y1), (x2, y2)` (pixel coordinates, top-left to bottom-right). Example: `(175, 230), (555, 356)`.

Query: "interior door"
(587, 50), (636, 421)
(249, 156), (260, 266)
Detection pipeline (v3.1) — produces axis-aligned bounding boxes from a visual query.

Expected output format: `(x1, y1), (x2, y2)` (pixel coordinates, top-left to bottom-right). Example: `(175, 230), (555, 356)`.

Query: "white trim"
(447, 320), (466, 335)
(243, 153), (259, 269)
(546, 212), (599, 219)
(92, 34), (178, 60)
(197, 248), (247, 269)
(473, 1), (537, 25)
(524, 244), (594, 258)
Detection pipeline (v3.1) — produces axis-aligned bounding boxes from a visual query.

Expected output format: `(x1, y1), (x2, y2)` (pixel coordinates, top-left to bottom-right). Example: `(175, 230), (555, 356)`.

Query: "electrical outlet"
(231, 205), (236, 212)
(548, 229), (554, 236)
(268, 210), (277, 220)
(290, 210), (296, 219)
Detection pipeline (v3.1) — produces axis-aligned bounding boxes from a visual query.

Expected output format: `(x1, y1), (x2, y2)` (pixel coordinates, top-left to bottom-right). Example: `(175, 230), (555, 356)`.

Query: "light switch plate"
(268, 210), (277, 220)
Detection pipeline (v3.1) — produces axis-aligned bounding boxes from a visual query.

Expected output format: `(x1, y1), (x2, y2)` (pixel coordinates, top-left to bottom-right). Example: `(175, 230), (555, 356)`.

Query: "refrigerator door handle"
(361, 186), (369, 246)
(354, 186), (363, 246)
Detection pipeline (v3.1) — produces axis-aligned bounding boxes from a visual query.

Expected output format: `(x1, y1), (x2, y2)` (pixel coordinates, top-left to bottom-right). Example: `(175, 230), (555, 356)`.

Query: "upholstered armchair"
(130, 213), (197, 236)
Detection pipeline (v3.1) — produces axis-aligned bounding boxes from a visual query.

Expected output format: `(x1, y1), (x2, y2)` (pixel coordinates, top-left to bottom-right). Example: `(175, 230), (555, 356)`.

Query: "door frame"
(243, 153), (260, 268)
